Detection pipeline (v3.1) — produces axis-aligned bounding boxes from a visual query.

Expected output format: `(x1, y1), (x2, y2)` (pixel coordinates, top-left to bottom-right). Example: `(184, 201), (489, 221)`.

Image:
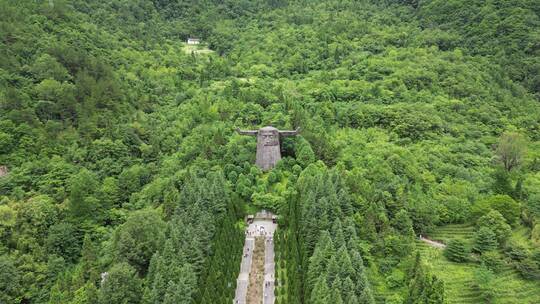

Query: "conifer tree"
(98, 262), (142, 304)
(331, 278), (344, 304)
(405, 253), (444, 304)
(473, 227), (498, 254)
(310, 276), (330, 304)
(444, 239), (470, 262)
(337, 245), (355, 281)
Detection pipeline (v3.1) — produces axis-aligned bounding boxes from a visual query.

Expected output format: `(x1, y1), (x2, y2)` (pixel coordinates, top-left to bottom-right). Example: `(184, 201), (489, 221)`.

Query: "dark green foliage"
(472, 227), (498, 254)
(0, 256), (22, 304)
(68, 169), (100, 220)
(98, 262), (142, 304)
(515, 258), (540, 280)
(504, 242), (529, 262)
(444, 239), (469, 263)
(279, 164), (374, 304)
(46, 222), (81, 263)
(195, 199), (244, 303)
(492, 169), (514, 195)
(418, 0), (540, 94)
(112, 209), (166, 274)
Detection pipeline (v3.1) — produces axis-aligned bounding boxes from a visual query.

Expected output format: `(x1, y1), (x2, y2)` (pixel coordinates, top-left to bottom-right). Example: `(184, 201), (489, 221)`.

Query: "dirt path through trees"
(420, 237), (446, 249)
(247, 237), (265, 303)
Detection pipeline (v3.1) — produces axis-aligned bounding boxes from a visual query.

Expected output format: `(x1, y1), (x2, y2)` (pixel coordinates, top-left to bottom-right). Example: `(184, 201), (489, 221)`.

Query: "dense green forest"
(1, 0), (539, 303)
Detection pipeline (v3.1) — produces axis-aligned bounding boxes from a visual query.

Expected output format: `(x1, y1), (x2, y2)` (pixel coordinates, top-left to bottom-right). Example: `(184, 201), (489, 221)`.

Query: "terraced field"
(427, 223), (475, 243)
(418, 224), (540, 304)
(416, 239), (483, 303)
(373, 290), (398, 304)
(492, 263), (540, 304)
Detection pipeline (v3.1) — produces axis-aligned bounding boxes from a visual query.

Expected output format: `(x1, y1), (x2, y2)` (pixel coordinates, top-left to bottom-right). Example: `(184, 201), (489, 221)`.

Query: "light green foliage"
(477, 210), (512, 245)
(295, 136), (316, 168)
(30, 54), (71, 82)
(472, 195), (521, 226)
(495, 132), (528, 172)
(473, 265), (498, 302)
(480, 251), (504, 273)
(251, 192), (285, 210)
(0, 204), (16, 242)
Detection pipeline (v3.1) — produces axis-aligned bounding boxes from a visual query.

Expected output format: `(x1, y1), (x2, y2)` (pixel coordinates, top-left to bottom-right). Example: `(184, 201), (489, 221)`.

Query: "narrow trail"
(420, 236), (446, 249)
(234, 212), (277, 304)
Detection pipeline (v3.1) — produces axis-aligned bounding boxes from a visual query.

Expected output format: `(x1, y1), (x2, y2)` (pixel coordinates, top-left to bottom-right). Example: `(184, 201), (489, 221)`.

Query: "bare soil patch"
(247, 237), (265, 304)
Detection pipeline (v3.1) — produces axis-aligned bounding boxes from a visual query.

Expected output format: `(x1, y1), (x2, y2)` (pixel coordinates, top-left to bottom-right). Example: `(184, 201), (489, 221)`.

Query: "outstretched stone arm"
(236, 127), (258, 136)
(279, 127), (301, 136)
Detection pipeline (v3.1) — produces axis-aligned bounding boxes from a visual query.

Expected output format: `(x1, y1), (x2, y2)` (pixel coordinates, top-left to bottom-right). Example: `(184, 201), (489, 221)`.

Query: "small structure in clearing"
(187, 37), (200, 45)
(0, 166), (8, 177)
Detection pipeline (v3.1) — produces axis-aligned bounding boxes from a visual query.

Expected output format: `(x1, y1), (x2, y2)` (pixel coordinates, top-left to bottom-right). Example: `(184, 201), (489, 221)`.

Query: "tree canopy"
(0, 0), (539, 303)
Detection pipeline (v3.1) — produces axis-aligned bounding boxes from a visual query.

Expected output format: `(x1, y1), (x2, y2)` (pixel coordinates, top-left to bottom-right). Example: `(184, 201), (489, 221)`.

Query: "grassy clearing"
(181, 43), (214, 55)
(509, 226), (533, 248)
(417, 239), (482, 303)
(419, 224), (540, 304)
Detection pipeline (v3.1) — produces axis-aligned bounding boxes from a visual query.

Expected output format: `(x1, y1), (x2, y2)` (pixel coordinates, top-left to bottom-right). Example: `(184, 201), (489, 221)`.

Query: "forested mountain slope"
(0, 0), (539, 303)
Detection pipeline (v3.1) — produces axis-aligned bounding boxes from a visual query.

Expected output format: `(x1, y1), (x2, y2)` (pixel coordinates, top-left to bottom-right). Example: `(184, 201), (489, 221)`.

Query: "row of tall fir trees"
(1, 0), (540, 304)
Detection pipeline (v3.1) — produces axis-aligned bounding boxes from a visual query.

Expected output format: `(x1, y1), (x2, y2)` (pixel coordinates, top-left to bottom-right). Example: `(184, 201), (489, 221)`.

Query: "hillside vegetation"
(0, 0), (539, 303)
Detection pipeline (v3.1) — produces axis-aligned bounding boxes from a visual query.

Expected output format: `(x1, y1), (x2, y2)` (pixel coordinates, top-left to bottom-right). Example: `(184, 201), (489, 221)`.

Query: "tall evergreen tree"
(473, 227), (498, 254)
(444, 239), (470, 263)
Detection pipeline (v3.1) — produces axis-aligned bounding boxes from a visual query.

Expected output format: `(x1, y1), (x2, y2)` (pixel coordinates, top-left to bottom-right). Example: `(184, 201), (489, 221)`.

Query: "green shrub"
(480, 251), (504, 273)
(504, 242), (529, 261)
(477, 210), (512, 245)
(473, 227), (498, 253)
(472, 195), (521, 226)
(444, 239), (470, 262)
(515, 258), (540, 280)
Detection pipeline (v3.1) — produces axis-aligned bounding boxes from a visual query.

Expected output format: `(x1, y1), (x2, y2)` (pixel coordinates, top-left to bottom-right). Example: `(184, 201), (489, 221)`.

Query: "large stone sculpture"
(236, 126), (300, 171)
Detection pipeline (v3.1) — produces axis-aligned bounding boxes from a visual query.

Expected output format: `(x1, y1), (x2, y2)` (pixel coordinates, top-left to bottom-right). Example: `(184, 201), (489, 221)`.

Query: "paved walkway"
(263, 237), (275, 304)
(234, 213), (277, 304)
(234, 238), (254, 304)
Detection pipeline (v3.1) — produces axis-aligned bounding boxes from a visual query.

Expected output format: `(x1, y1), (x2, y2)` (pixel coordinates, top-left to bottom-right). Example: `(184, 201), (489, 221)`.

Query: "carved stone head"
(259, 126), (279, 146)
(236, 126), (300, 171)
